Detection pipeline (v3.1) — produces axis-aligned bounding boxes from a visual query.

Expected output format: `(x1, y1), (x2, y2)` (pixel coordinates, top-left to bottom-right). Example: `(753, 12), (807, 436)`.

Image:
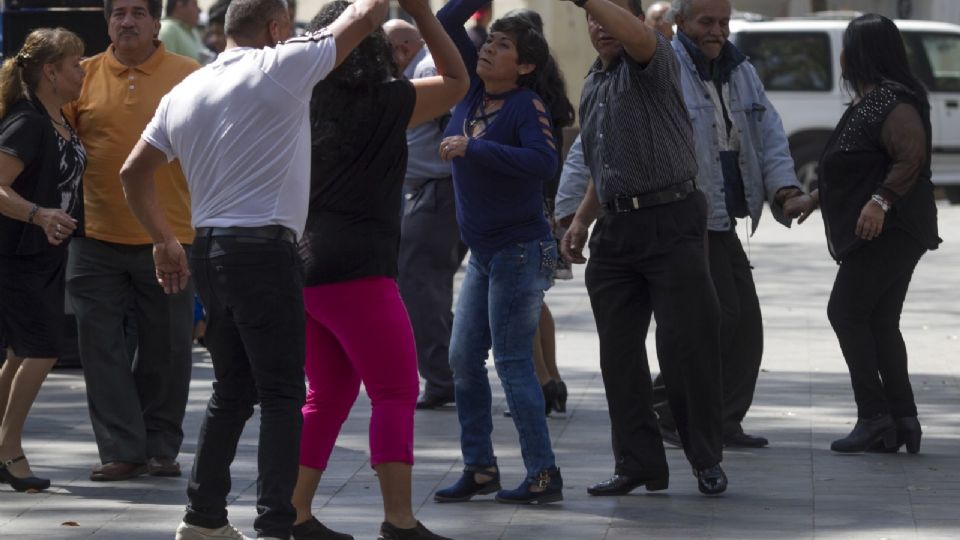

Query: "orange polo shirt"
(64, 42), (198, 245)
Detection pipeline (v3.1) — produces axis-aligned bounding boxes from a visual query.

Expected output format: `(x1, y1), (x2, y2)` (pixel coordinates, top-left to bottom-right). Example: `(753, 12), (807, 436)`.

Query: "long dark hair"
(490, 16), (574, 129)
(841, 13), (928, 106)
(306, 0), (397, 161)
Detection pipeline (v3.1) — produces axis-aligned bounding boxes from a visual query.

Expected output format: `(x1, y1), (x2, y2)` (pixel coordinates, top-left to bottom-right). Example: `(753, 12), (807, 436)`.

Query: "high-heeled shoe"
(0, 456), (51, 492)
(541, 380), (559, 416)
(868, 416), (922, 454)
(495, 467), (563, 505)
(553, 380), (568, 416)
(830, 414), (897, 453)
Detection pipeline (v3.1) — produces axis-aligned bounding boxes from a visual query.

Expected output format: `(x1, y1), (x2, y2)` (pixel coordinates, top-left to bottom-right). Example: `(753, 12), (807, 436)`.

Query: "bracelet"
(871, 194), (890, 213)
(26, 204), (39, 224)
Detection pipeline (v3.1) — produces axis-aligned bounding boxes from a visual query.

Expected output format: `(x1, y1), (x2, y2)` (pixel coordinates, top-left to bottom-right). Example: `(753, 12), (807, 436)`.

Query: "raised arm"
(579, 0), (658, 64)
(437, 0), (486, 80)
(403, 0), (470, 128)
(327, 0), (391, 68)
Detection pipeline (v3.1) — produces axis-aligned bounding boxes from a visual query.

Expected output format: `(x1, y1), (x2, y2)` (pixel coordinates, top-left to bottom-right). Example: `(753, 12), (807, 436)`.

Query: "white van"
(729, 16), (960, 202)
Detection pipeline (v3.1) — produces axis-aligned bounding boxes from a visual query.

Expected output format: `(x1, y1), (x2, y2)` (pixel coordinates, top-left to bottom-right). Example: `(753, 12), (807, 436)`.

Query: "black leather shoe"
(587, 473), (668, 496)
(553, 380), (568, 415)
(434, 466), (500, 502)
(293, 516), (354, 540)
(495, 467), (563, 505)
(694, 465), (727, 495)
(415, 394), (454, 410)
(378, 521), (451, 540)
(542, 380), (559, 416)
(831, 414), (897, 453)
(0, 456), (50, 492)
(723, 432), (769, 448)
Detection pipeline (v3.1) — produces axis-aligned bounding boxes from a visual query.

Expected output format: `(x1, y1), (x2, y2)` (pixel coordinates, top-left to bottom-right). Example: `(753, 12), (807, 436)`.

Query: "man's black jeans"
(184, 234), (306, 539)
(828, 227), (926, 420)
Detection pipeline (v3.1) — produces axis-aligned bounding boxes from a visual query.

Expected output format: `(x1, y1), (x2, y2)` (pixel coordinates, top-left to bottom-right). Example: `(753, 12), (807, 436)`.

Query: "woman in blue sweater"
(433, 0), (562, 505)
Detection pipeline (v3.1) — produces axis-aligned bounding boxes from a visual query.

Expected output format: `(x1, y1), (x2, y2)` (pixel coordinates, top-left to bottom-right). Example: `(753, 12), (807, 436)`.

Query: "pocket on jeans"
(539, 240), (557, 284)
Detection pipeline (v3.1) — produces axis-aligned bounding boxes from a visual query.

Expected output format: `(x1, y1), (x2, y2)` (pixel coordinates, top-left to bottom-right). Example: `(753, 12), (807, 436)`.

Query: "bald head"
(645, 1), (673, 40)
(384, 18), (424, 72)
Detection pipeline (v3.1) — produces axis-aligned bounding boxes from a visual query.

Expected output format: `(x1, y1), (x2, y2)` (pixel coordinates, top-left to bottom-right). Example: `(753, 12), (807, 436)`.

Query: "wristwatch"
(871, 194), (890, 213)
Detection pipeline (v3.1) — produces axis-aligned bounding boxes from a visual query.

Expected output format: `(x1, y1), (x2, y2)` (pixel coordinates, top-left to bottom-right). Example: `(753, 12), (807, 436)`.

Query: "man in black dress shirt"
(561, 0), (727, 496)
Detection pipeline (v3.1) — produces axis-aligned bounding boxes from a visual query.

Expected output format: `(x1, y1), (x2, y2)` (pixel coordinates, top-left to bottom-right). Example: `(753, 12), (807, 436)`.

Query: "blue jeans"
(449, 235), (557, 480)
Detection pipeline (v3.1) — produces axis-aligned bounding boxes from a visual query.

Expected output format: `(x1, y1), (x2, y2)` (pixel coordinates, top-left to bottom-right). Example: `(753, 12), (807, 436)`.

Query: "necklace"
(50, 115), (68, 129)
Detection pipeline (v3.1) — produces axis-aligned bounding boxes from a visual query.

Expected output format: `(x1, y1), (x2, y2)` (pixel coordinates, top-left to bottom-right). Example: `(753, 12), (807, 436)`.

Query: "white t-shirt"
(142, 30), (337, 238)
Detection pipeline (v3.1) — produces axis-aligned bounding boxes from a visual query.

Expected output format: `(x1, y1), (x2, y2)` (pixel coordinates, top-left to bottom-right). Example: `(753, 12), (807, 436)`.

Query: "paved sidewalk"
(1, 205), (958, 540)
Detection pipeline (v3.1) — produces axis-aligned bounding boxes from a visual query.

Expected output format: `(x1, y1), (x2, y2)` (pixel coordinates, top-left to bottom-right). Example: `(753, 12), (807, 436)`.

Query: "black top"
(579, 34), (698, 203)
(819, 83), (941, 261)
(0, 98), (85, 257)
(299, 79), (417, 286)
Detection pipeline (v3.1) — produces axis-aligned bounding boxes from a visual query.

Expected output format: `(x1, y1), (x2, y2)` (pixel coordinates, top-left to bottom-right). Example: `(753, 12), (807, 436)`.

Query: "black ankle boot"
(868, 416), (923, 454)
(495, 467), (563, 505)
(831, 414), (897, 453)
(434, 466), (500, 502)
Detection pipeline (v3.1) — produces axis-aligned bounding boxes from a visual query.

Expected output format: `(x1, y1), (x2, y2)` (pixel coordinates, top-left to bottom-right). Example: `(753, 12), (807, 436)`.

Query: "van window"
(736, 32), (832, 92)
(918, 33), (960, 92)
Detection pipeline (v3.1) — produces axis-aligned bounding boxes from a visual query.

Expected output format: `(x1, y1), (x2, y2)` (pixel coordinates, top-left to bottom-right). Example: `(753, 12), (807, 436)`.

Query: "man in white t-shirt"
(118, 0), (389, 538)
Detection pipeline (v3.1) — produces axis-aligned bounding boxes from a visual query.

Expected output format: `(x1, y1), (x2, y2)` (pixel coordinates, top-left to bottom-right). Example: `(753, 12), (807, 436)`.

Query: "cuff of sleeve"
(875, 186), (900, 204)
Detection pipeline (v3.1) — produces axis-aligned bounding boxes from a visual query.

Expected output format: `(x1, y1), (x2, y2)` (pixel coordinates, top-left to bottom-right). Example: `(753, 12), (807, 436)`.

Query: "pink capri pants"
(299, 276), (419, 470)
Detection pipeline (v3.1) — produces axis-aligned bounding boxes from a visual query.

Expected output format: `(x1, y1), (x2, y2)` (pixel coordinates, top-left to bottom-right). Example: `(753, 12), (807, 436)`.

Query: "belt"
(602, 180), (697, 213)
(195, 225), (296, 245)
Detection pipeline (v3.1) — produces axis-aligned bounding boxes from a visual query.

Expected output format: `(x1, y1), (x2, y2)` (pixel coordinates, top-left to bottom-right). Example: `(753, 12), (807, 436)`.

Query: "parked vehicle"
(730, 15), (960, 202)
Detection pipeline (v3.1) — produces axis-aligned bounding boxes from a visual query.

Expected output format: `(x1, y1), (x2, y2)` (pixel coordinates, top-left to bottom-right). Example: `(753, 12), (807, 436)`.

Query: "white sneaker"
(175, 521), (253, 540)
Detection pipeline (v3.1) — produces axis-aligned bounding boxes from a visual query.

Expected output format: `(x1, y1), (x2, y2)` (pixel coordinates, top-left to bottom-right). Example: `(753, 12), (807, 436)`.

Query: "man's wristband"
(871, 194), (890, 213)
(26, 204), (39, 224)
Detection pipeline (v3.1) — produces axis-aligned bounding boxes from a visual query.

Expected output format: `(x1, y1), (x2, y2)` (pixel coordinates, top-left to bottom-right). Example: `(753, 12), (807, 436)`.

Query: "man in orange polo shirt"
(63, 0), (199, 482)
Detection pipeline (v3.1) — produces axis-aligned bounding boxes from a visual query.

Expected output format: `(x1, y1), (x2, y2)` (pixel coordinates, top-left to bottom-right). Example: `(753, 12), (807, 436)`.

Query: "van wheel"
(792, 144), (822, 193)
(945, 186), (960, 204)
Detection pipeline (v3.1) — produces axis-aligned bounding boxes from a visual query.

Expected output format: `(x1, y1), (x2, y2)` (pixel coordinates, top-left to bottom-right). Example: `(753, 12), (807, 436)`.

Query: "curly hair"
(491, 16), (574, 129)
(0, 28), (85, 120)
(305, 0), (397, 161)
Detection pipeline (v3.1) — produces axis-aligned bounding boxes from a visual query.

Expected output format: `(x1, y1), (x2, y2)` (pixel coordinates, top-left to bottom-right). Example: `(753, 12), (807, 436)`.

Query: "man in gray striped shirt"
(561, 0), (727, 497)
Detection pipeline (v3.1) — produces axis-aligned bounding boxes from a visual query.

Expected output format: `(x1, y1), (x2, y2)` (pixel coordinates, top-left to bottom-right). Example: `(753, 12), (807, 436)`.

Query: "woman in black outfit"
(787, 14), (940, 454)
(0, 28), (86, 492)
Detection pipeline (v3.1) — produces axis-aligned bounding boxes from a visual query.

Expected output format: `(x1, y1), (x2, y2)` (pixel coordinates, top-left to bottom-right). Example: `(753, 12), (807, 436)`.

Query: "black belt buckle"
(605, 180), (696, 213)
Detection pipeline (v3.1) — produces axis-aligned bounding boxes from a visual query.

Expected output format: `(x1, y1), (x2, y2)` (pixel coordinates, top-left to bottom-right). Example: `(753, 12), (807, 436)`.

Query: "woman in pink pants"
(290, 0), (468, 539)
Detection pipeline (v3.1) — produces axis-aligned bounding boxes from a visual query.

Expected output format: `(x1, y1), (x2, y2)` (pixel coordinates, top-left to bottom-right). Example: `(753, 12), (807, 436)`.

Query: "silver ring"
(56, 223), (62, 233)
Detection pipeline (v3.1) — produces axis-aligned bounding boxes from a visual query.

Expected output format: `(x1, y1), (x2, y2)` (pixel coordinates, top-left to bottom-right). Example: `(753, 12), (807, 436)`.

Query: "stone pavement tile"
(499, 523), (606, 540)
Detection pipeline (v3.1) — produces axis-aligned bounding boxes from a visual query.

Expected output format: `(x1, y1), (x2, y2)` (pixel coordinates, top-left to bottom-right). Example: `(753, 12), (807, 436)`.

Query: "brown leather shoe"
(90, 461), (148, 481)
(147, 457), (182, 477)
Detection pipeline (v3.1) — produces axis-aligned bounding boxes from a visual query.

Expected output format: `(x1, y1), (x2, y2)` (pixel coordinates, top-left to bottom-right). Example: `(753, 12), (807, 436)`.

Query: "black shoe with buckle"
(495, 467), (563, 505)
(434, 466), (500, 502)
(0, 456), (50, 492)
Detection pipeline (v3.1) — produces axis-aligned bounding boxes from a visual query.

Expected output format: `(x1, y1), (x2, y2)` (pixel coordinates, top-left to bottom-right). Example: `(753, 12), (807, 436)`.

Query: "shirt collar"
(105, 40), (168, 76)
(676, 31), (745, 83)
(588, 52), (624, 76)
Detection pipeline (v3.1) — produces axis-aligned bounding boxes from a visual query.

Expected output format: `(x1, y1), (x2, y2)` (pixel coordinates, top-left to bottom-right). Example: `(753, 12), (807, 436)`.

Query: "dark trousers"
(827, 228), (925, 419)
(398, 177), (464, 400)
(66, 237), (194, 464)
(653, 230), (763, 436)
(185, 235), (306, 539)
(586, 192), (723, 475)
